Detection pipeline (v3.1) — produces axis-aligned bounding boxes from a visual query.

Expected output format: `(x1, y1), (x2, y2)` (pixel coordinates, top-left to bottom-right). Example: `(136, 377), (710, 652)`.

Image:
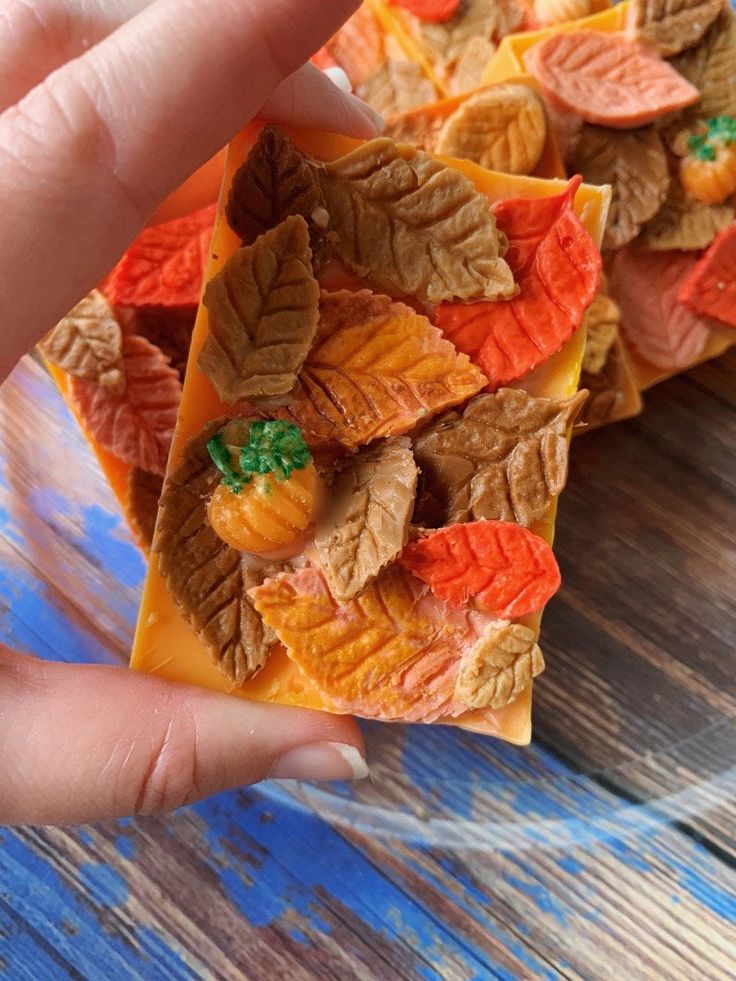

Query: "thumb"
(0, 646), (367, 826)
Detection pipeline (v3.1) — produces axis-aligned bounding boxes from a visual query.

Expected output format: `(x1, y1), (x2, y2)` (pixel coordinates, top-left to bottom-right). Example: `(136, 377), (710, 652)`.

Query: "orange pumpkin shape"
(206, 419), (318, 556)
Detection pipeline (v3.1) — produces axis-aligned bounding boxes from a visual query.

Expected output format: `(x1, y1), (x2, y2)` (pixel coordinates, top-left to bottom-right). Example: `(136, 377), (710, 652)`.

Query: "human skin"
(0, 0), (379, 826)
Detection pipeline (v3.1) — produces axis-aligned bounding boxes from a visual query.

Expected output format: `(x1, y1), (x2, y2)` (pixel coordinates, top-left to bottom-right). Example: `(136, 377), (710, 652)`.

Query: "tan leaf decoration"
(582, 293), (621, 375)
(199, 215), (319, 403)
(579, 334), (628, 429)
(412, 387), (587, 528)
(271, 290), (487, 451)
(639, 181), (733, 251)
(450, 36), (497, 94)
(628, 0), (724, 57)
(127, 468), (163, 550)
(70, 334), (181, 476)
(421, 0), (497, 68)
(670, 10), (736, 125)
(226, 126), (334, 269)
(436, 84), (547, 176)
(155, 420), (272, 684)
(455, 621), (544, 710)
(315, 439), (418, 602)
(534, 0), (595, 27)
(317, 138), (516, 303)
(359, 58), (438, 118)
(570, 125), (670, 249)
(496, 0), (526, 39)
(40, 290), (125, 394)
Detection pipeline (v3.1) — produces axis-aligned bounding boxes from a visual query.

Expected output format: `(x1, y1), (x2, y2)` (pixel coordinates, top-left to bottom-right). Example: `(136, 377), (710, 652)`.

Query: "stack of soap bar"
(485, 0), (736, 427)
(130, 123), (609, 743)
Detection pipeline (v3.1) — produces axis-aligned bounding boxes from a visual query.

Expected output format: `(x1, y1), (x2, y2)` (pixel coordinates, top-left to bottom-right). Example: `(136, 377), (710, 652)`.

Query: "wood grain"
(1, 352), (735, 980)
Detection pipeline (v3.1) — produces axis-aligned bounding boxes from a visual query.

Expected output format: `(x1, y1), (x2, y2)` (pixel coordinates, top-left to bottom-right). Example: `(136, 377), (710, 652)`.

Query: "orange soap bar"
(130, 123), (610, 744)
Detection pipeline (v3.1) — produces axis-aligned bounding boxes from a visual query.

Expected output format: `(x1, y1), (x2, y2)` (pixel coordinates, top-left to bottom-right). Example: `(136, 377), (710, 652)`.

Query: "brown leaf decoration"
(155, 420), (271, 684)
(127, 468), (163, 550)
(315, 439), (418, 602)
(450, 36), (497, 94)
(270, 290), (487, 451)
(41, 290), (125, 394)
(436, 84), (547, 176)
(639, 180), (733, 251)
(582, 293), (621, 375)
(670, 10), (736, 124)
(199, 215), (319, 403)
(359, 57), (438, 117)
(120, 305), (195, 381)
(455, 621), (544, 710)
(628, 0), (724, 57)
(579, 334), (629, 429)
(570, 125), (670, 249)
(317, 138), (515, 303)
(412, 387), (587, 528)
(226, 126), (334, 270)
(70, 334), (181, 476)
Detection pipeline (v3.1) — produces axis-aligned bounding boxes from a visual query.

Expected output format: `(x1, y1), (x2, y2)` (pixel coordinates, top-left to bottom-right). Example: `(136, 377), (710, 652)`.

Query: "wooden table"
(1, 351), (735, 980)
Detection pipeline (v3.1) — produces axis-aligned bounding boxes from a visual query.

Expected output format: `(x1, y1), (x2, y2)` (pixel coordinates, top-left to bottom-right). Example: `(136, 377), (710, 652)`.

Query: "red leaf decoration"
(677, 224), (736, 329)
(434, 178), (601, 388)
(70, 334), (182, 475)
(400, 521), (561, 618)
(106, 204), (216, 308)
(608, 248), (712, 369)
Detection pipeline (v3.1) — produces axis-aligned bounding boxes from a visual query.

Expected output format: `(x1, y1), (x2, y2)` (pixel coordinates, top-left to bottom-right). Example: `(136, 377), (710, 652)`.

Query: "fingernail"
(269, 741), (370, 782)
(324, 66), (352, 95)
(361, 103), (385, 133)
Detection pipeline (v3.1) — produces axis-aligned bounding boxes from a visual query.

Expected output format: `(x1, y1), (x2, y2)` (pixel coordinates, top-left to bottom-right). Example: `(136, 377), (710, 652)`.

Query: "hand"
(0, 0), (376, 826)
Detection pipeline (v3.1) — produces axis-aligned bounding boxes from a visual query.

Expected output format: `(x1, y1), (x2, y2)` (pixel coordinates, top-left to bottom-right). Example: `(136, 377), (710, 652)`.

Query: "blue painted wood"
(2, 357), (735, 980)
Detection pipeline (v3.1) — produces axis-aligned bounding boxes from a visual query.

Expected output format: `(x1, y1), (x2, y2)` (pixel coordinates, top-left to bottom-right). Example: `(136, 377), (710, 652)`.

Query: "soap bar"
(130, 122), (609, 743)
(486, 0), (736, 412)
(43, 204), (216, 549)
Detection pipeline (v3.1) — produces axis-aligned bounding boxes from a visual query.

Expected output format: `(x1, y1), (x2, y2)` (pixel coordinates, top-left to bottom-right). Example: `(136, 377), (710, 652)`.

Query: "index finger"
(0, 0), (365, 380)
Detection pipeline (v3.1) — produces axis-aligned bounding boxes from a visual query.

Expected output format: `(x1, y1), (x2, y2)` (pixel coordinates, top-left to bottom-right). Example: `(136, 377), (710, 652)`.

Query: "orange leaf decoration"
(269, 290), (487, 451)
(107, 204), (216, 308)
(434, 180), (601, 388)
(608, 248), (711, 369)
(400, 521), (560, 618)
(677, 224), (736, 329)
(525, 31), (699, 128)
(250, 564), (494, 722)
(70, 334), (182, 475)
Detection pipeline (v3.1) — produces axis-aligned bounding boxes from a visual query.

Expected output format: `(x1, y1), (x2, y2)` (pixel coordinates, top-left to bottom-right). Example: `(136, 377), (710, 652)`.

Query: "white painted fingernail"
(324, 66), (352, 94)
(269, 741), (370, 782)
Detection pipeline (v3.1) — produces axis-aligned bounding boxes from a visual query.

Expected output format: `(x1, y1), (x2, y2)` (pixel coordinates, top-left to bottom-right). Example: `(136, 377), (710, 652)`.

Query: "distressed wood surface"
(1, 352), (735, 980)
